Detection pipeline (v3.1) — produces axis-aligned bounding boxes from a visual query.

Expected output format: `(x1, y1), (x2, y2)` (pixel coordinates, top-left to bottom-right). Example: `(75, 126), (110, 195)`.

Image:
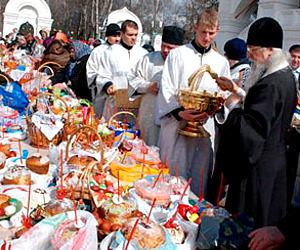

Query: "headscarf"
(42, 39), (70, 71)
(71, 40), (92, 60)
(66, 40), (92, 79)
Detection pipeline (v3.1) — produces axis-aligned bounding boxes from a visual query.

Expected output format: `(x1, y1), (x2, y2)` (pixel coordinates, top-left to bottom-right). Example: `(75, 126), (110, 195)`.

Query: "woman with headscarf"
(67, 40), (92, 100)
(40, 39), (70, 84)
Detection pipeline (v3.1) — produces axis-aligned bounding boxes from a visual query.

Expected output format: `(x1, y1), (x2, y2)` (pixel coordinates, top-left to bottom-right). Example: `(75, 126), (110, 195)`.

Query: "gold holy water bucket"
(178, 65), (221, 138)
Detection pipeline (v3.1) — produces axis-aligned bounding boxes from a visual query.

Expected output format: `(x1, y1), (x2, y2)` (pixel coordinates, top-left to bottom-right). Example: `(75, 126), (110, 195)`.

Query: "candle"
(60, 149), (63, 190)
(199, 167), (204, 201)
(2, 118), (4, 139)
(180, 178), (192, 202)
(124, 218), (139, 250)
(70, 185), (78, 225)
(117, 170), (120, 201)
(18, 140), (23, 164)
(147, 198), (156, 223)
(175, 162), (179, 183)
(26, 176), (31, 218)
(152, 169), (163, 189)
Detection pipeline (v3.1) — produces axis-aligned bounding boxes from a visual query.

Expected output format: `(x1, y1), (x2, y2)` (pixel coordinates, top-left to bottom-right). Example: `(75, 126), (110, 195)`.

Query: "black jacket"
(216, 66), (297, 227)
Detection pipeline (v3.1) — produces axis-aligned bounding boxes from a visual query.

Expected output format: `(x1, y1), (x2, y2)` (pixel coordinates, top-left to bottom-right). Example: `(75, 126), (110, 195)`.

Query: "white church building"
(217, 0), (300, 53)
(2, 0), (53, 36)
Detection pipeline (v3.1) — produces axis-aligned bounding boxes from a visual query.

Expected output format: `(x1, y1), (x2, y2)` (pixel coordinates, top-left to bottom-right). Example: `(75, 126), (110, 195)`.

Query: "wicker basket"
(179, 64), (220, 109)
(113, 89), (141, 109)
(26, 92), (70, 148)
(108, 111), (137, 128)
(66, 125), (105, 171)
(0, 73), (11, 87)
(75, 160), (99, 201)
(178, 65), (222, 138)
(37, 61), (63, 77)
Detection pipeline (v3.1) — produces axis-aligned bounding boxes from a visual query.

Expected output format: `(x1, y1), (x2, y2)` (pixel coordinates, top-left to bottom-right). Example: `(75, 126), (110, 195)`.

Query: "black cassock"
(215, 66), (297, 227)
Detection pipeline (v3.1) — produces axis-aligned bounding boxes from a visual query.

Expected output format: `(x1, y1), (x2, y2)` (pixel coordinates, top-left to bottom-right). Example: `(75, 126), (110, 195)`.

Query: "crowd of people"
(0, 8), (299, 250)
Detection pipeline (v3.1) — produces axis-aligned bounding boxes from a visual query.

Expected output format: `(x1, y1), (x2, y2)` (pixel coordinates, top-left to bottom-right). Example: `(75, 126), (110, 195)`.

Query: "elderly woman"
(40, 39), (70, 85)
(66, 40), (92, 100)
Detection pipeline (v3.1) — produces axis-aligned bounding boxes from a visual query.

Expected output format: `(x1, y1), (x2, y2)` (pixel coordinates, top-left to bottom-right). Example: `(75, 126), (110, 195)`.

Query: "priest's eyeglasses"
(247, 46), (262, 54)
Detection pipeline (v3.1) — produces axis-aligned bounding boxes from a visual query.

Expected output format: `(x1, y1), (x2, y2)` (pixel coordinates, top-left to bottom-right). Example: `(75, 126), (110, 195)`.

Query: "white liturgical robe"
(97, 43), (147, 119)
(128, 51), (165, 146)
(156, 43), (230, 196)
(86, 42), (112, 117)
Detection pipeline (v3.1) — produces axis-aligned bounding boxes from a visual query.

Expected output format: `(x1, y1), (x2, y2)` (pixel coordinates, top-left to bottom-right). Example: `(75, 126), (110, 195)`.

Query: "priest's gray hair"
(245, 48), (287, 93)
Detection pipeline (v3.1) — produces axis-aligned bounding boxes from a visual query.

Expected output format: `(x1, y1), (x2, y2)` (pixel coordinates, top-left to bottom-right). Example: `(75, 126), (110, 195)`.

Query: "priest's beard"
(245, 49), (287, 94)
(244, 61), (267, 93)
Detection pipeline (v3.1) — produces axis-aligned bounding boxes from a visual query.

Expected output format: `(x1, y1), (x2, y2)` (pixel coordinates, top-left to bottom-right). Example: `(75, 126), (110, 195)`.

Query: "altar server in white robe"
(94, 20), (147, 119)
(86, 23), (121, 117)
(128, 26), (184, 146)
(156, 9), (230, 196)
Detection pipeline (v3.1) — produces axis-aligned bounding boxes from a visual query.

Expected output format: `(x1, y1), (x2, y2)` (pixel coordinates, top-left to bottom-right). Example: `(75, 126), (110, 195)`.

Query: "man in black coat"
(214, 17), (297, 227)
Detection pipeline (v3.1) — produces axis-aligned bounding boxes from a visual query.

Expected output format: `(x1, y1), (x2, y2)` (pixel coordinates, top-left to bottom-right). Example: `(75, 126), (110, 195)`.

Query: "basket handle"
(25, 92), (70, 123)
(65, 125), (104, 165)
(108, 111), (137, 127)
(37, 61), (63, 76)
(188, 64), (218, 91)
(0, 73), (10, 85)
(37, 65), (54, 77)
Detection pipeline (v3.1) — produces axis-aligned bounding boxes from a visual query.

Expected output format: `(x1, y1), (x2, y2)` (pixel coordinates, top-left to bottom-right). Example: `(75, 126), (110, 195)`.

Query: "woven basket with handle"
(108, 111), (137, 128)
(26, 92), (70, 148)
(66, 125), (105, 171)
(65, 125), (105, 201)
(113, 89), (141, 109)
(0, 73), (10, 86)
(37, 61), (63, 77)
(179, 64), (220, 111)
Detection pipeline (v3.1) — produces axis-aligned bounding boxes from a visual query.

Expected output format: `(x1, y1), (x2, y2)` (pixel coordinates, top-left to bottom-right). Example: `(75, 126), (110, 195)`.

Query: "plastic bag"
(0, 81), (29, 115)
(9, 210), (98, 250)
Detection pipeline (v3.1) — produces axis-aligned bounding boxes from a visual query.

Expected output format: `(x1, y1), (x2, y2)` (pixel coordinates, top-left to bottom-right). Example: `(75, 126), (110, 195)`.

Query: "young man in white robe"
(86, 23), (121, 117)
(127, 26), (184, 146)
(92, 20), (147, 119)
(156, 9), (230, 197)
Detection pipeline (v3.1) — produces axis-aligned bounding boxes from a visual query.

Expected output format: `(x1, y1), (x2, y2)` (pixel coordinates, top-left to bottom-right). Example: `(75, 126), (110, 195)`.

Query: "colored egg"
(189, 213), (199, 222)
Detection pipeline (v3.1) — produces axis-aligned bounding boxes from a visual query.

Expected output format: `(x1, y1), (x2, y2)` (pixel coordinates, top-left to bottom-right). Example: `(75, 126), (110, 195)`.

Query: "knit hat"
(224, 38), (247, 60)
(105, 24), (120, 37)
(162, 26), (184, 45)
(247, 17), (283, 48)
(55, 32), (68, 43)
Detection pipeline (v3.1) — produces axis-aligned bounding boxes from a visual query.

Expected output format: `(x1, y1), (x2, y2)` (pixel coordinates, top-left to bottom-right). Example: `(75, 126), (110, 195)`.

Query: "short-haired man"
(289, 44), (300, 85)
(86, 23), (121, 116)
(128, 26), (184, 146)
(88, 20), (147, 117)
(215, 17), (297, 227)
(156, 9), (230, 196)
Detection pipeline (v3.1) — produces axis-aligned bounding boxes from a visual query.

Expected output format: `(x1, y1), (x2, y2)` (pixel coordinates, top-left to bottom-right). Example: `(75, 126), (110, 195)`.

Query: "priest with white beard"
(214, 17), (297, 228)
(156, 9), (230, 197)
(90, 20), (147, 119)
(128, 26), (184, 146)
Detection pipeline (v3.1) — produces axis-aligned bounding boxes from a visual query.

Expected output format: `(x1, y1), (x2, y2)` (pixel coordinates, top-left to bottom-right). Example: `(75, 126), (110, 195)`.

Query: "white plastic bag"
(9, 210), (98, 250)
